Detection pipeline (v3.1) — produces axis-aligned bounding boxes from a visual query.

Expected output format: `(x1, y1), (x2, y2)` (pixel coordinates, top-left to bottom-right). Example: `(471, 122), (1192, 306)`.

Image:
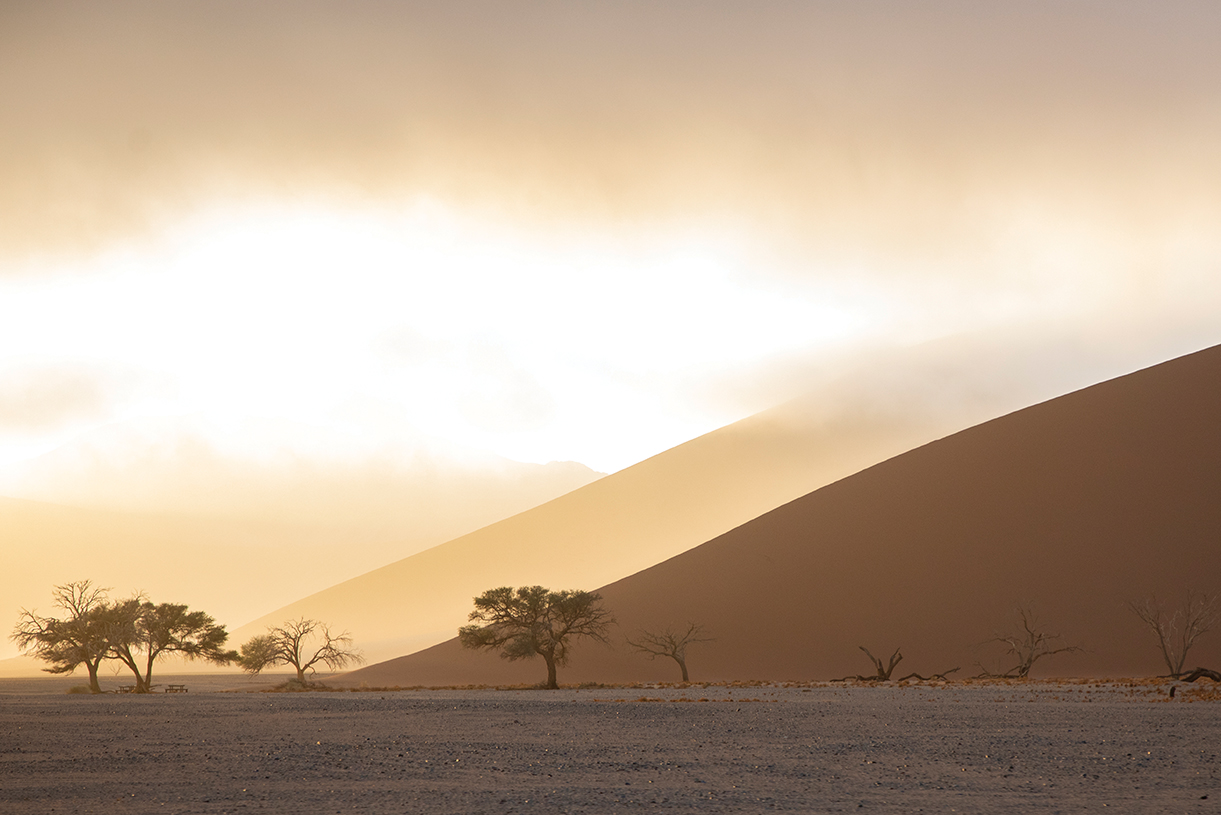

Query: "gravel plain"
(1, 675), (1218, 813)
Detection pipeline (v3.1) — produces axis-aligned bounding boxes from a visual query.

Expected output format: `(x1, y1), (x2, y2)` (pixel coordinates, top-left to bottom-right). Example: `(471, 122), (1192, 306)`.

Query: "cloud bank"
(4, 0), (1219, 268)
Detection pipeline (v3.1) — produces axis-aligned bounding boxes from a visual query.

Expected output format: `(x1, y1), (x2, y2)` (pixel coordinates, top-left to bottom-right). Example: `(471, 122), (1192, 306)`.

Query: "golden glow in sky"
(3, 0), (1221, 477)
(1, 200), (891, 471)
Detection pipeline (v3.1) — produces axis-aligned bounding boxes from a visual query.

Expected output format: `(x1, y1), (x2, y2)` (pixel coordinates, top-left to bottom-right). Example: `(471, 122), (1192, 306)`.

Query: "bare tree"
(858, 646), (903, 681)
(238, 619), (363, 684)
(1128, 592), (1218, 678)
(626, 623), (714, 682)
(984, 604), (1081, 678)
(837, 646), (960, 682)
(459, 586), (613, 688)
(11, 581), (113, 693)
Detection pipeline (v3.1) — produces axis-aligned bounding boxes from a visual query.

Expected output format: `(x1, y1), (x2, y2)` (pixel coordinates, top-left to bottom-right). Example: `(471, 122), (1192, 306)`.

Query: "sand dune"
(344, 343), (1221, 686)
(227, 380), (966, 664)
(0, 443), (600, 669)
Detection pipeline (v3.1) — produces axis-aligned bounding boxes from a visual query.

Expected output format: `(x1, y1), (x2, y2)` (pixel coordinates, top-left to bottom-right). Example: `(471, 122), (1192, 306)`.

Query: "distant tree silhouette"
(1129, 592), (1218, 678)
(13, 582), (235, 693)
(106, 599), (236, 692)
(626, 622), (713, 682)
(836, 646), (960, 683)
(983, 604), (1081, 678)
(11, 581), (113, 693)
(237, 618), (362, 684)
(459, 586), (613, 689)
(856, 646), (903, 681)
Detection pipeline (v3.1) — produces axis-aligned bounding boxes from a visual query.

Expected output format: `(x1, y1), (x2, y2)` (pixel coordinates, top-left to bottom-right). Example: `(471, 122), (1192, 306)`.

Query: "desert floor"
(1, 675), (1218, 813)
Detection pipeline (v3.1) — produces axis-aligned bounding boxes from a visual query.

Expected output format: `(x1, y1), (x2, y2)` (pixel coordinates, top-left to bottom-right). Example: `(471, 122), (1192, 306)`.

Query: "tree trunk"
(85, 659), (103, 694)
(124, 660), (147, 692)
(542, 653), (558, 689)
(143, 652), (158, 693)
(113, 646), (147, 692)
(296, 665), (307, 684)
(676, 657), (689, 683)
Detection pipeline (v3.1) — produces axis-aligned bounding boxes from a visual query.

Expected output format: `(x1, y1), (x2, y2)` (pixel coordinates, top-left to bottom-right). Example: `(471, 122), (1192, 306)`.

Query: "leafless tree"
(1128, 592), (1218, 678)
(983, 604), (1081, 678)
(626, 623), (714, 682)
(11, 581), (112, 693)
(837, 646), (959, 682)
(859, 646), (903, 681)
(459, 586), (613, 688)
(238, 618), (363, 684)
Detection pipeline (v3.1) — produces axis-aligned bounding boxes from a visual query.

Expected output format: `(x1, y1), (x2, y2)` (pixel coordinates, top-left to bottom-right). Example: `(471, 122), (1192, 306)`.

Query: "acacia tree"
(237, 618), (363, 684)
(1129, 592), (1218, 678)
(106, 599), (236, 692)
(11, 581), (113, 693)
(985, 604), (1081, 678)
(459, 586), (613, 689)
(625, 622), (713, 682)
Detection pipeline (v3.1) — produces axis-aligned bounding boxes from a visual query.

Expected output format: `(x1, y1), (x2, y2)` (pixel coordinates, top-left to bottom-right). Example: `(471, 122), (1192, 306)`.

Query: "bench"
(164, 684), (188, 693)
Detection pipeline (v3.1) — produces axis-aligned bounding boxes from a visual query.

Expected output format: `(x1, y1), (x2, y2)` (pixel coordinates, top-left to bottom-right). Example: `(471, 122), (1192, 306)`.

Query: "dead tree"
(983, 604), (1081, 678)
(835, 646), (959, 682)
(238, 619), (363, 684)
(626, 623), (714, 682)
(1128, 592), (1218, 678)
(859, 646), (903, 681)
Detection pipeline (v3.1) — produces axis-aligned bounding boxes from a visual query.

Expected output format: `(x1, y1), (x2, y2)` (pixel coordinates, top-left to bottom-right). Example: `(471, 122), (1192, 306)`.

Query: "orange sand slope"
(345, 343), (1221, 686)
(229, 382), (961, 664)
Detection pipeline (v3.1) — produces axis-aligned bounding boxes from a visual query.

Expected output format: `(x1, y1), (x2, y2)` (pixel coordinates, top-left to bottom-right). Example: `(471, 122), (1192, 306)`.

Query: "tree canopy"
(11, 580), (113, 693)
(107, 599), (236, 692)
(11, 582), (235, 693)
(459, 586), (613, 688)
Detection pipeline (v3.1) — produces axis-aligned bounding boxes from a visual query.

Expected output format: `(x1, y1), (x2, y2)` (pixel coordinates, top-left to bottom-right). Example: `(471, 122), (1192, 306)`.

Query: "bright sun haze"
(0, 200), (889, 473)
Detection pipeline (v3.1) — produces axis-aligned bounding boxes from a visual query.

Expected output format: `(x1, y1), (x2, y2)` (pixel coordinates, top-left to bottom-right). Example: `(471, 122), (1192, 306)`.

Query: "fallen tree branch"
(834, 666), (961, 683)
(896, 667), (960, 682)
(1181, 667), (1221, 683)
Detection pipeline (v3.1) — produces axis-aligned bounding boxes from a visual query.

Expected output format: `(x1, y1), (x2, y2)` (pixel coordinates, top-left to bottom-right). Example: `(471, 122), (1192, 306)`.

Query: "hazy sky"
(3, 0), (1220, 475)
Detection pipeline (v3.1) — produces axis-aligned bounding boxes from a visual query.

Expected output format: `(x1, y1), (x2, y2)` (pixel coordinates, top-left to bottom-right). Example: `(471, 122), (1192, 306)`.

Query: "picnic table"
(164, 684), (188, 693)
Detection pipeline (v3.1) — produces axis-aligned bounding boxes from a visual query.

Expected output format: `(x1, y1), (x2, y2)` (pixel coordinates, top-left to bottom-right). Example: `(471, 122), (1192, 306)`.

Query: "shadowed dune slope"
(344, 344), (1221, 686)
(229, 387), (958, 664)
